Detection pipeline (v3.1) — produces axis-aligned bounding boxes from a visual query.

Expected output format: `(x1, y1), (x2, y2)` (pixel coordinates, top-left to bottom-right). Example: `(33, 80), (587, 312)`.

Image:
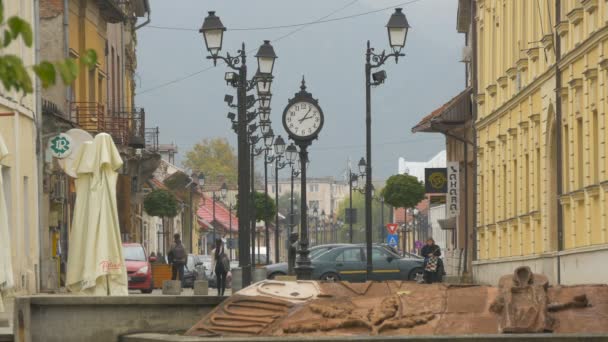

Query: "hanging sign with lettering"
(447, 161), (459, 218)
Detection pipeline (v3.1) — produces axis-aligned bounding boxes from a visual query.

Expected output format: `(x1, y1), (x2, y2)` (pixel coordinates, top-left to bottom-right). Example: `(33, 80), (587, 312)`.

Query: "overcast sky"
(135, 0), (464, 181)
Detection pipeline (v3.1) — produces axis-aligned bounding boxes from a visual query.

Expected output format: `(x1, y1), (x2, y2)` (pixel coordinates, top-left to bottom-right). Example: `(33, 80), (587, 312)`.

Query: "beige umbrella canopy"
(66, 133), (128, 295)
(0, 133), (14, 310)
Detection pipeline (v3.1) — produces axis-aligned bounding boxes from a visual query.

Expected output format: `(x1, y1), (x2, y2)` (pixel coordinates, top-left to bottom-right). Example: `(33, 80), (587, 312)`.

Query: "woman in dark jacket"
(421, 238), (441, 284)
(213, 239), (229, 296)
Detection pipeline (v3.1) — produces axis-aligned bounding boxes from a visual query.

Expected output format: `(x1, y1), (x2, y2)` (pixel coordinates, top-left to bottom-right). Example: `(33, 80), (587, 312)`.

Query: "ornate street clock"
(282, 77), (324, 145)
(282, 77), (324, 281)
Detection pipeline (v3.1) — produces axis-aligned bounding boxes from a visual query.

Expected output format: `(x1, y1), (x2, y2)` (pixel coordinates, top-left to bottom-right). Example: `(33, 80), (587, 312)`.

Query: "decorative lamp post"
(201, 10), (278, 287)
(262, 128), (274, 264)
(312, 206), (319, 246)
(320, 210), (326, 244)
(363, 8), (409, 279)
(211, 182), (227, 244)
(273, 135), (287, 263)
(285, 143), (299, 239)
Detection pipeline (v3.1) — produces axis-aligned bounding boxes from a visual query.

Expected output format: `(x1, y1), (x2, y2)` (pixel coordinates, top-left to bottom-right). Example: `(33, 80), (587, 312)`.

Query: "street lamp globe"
(256, 75), (272, 95)
(285, 143), (298, 163)
(313, 207), (319, 218)
(199, 11), (226, 57)
(274, 135), (286, 156)
(255, 40), (278, 76)
(259, 95), (272, 110)
(260, 120), (271, 135)
(259, 109), (270, 122)
(321, 210), (326, 220)
(198, 172), (206, 187)
(263, 129), (274, 148)
(351, 175), (358, 189)
(386, 8), (410, 54)
(220, 182), (228, 198)
(358, 157), (366, 174)
(371, 184), (375, 198)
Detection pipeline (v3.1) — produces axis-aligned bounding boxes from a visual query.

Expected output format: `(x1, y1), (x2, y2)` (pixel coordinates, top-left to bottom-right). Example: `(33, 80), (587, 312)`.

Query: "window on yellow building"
(98, 74), (103, 108)
(536, 147), (541, 210)
(563, 125), (569, 192)
(502, 164), (507, 219)
(577, 117), (584, 189)
(592, 110), (599, 184)
(88, 68), (96, 103)
(491, 169), (496, 222)
(513, 159), (518, 216)
(524, 154), (529, 213)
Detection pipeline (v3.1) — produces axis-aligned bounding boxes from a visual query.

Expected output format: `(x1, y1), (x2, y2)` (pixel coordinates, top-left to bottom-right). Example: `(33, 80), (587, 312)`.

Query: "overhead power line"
(136, 0), (422, 96)
(145, 0), (421, 32)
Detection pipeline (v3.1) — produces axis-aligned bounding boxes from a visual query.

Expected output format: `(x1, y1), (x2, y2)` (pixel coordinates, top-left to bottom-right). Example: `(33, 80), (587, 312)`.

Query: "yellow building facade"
(474, 0), (608, 285)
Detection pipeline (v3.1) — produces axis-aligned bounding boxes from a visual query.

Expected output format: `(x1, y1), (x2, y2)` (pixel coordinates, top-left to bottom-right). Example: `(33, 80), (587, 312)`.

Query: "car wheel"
(141, 279), (154, 294)
(321, 272), (340, 282)
(268, 272), (286, 280)
(408, 268), (424, 281)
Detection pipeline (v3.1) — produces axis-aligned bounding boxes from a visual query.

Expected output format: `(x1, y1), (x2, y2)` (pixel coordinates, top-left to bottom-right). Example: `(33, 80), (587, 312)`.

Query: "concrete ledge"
(14, 295), (226, 342)
(121, 333), (608, 342)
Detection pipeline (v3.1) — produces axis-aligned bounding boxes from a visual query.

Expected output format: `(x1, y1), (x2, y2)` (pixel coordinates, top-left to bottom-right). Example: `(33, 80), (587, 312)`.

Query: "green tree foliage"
(335, 190), (392, 243)
(235, 191), (277, 222)
(253, 191), (276, 222)
(0, 2), (97, 94)
(183, 138), (237, 186)
(381, 174), (426, 209)
(144, 189), (179, 218)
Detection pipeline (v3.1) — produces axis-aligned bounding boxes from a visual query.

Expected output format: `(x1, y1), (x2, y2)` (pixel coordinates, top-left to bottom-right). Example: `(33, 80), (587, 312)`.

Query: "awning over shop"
(438, 216), (457, 230)
(411, 87), (473, 133)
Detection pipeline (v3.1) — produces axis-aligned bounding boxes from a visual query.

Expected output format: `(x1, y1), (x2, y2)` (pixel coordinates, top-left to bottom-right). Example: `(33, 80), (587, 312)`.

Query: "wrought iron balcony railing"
(71, 101), (106, 133)
(71, 102), (148, 148)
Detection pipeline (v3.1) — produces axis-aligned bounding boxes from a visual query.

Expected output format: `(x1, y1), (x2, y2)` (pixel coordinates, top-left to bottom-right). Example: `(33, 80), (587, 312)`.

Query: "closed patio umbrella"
(66, 133), (127, 295)
(0, 133), (14, 310)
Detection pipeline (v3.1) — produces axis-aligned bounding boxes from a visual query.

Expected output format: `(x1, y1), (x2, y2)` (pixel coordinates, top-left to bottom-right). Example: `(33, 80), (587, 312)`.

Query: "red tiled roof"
(149, 178), (168, 190)
(394, 198), (430, 224)
(197, 194), (238, 232)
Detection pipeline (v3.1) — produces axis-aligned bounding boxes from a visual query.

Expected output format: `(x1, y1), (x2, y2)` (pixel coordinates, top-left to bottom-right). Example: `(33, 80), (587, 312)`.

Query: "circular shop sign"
(49, 133), (73, 159)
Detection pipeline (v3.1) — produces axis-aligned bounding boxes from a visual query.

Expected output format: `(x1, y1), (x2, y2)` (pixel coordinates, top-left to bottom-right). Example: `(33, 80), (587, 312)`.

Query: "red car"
(122, 243), (153, 294)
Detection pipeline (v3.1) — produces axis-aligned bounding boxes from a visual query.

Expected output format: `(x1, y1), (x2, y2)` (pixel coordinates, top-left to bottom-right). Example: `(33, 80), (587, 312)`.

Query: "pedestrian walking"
(421, 238), (441, 284)
(212, 238), (230, 296)
(168, 233), (187, 287)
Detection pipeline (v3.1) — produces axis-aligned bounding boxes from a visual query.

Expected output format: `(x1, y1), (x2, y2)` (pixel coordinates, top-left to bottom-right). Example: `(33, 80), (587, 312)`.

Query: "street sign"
(386, 234), (399, 248)
(386, 223), (398, 235)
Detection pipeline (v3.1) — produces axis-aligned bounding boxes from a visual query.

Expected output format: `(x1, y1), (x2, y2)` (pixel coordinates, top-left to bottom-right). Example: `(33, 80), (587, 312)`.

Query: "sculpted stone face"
(186, 268), (608, 337)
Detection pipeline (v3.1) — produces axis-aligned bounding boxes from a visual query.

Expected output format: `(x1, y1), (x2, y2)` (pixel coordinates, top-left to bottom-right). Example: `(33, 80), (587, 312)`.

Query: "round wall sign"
(49, 133), (73, 159)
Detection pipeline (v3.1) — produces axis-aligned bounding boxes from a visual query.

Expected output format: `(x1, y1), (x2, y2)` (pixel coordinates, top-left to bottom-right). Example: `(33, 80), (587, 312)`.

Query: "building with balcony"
(0, 0), (40, 295)
(38, 0), (154, 291)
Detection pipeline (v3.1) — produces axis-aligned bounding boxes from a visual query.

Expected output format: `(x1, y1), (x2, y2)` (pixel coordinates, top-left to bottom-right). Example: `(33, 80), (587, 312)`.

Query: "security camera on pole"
(282, 77), (324, 280)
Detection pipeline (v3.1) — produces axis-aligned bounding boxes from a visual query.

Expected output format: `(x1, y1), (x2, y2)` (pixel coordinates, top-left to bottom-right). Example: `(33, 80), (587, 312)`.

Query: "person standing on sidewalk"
(212, 239), (230, 296)
(168, 233), (187, 287)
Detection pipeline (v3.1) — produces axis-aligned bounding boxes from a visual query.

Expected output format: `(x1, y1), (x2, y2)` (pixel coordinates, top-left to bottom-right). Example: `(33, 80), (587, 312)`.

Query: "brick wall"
(40, 0), (63, 19)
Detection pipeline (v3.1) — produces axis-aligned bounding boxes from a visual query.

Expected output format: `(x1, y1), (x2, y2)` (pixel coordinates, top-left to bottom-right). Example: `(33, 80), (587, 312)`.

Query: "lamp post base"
(294, 263), (313, 280)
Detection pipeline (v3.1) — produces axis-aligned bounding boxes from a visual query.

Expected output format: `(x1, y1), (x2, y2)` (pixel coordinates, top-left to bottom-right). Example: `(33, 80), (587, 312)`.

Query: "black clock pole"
(295, 144), (313, 280)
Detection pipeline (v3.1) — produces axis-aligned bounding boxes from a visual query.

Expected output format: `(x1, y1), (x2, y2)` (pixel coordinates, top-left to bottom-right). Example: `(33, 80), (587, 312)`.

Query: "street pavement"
(130, 288), (232, 296)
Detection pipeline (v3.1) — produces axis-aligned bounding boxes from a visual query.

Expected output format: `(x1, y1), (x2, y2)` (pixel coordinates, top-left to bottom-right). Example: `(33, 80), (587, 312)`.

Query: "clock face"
(283, 101), (323, 139)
